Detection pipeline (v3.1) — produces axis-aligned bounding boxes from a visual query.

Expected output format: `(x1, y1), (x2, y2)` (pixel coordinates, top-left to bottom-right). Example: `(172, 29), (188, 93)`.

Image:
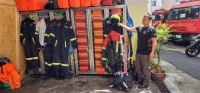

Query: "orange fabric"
(0, 63), (21, 89)
(58, 0), (70, 8)
(26, 0), (48, 11)
(16, 0), (48, 11)
(70, 0), (81, 8)
(81, 0), (91, 7)
(91, 0), (101, 6)
(16, 0), (28, 11)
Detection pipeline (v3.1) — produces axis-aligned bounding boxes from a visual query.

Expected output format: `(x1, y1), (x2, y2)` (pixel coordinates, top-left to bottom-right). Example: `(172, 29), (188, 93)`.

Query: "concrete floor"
(0, 75), (160, 93)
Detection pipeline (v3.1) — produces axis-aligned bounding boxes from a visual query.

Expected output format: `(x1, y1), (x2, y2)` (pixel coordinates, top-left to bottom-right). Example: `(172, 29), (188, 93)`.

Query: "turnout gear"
(109, 14), (121, 26)
(45, 19), (78, 78)
(43, 19), (54, 76)
(101, 31), (124, 74)
(20, 18), (40, 69)
(103, 15), (123, 38)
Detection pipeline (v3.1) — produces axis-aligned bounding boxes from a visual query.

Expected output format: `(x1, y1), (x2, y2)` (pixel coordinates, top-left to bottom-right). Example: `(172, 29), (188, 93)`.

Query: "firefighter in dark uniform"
(119, 14), (157, 89)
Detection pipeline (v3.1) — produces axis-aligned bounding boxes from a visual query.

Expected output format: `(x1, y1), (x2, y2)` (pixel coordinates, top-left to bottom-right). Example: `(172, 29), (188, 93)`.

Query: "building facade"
(126, 0), (148, 26)
(149, 0), (180, 12)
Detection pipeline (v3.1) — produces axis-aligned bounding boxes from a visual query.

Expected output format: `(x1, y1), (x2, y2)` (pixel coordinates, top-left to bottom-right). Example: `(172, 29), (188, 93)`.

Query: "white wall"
(126, 0), (148, 26)
(162, 0), (177, 10)
(152, 0), (162, 11)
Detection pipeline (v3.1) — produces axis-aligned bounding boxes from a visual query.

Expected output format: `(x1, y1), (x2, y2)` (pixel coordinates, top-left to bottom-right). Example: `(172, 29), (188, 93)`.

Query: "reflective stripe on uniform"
(25, 57), (38, 60)
(46, 62), (69, 66)
(116, 41), (119, 53)
(55, 40), (58, 46)
(20, 34), (23, 36)
(25, 58), (32, 60)
(44, 34), (49, 37)
(128, 57), (132, 60)
(61, 63), (69, 67)
(23, 39), (25, 44)
(102, 47), (106, 50)
(102, 58), (107, 61)
(104, 34), (107, 37)
(35, 32), (39, 35)
(45, 62), (52, 66)
(32, 57), (38, 60)
(50, 33), (55, 37)
(65, 41), (67, 48)
(32, 38), (35, 43)
(52, 63), (60, 65)
(70, 38), (76, 42)
(120, 53), (123, 56)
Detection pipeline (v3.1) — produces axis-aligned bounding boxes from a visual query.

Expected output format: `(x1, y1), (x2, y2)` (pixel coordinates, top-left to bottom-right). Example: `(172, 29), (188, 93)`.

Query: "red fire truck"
(166, 0), (200, 44)
(152, 9), (170, 28)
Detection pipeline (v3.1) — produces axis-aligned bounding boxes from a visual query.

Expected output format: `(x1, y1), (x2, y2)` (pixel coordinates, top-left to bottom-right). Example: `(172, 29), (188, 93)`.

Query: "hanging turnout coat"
(101, 31), (124, 74)
(20, 18), (40, 69)
(45, 19), (78, 77)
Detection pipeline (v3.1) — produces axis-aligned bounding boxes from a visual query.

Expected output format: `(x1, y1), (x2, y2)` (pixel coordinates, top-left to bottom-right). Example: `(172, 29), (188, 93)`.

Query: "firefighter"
(119, 14), (157, 88)
(20, 18), (40, 71)
(48, 19), (78, 80)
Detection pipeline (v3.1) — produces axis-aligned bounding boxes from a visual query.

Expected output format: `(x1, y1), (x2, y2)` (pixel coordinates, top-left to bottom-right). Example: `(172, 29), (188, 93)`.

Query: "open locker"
(71, 5), (127, 75)
(19, 9), (76, 75)
(70, 9), (92, 74)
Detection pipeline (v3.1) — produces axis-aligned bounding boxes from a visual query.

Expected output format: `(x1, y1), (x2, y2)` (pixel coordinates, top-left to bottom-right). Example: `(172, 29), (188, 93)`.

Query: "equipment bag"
(70, 0), (81, 8)
(58, 0), (70, 8)
(112, 71), (133, 92)
(91, 0), (101, 7)
(0, 81), (11, 91)
(81, 0), (91, 8)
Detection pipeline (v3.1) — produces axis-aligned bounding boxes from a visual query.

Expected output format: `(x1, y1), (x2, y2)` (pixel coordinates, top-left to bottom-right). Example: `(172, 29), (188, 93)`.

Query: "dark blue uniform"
(20, 18), (40, 70)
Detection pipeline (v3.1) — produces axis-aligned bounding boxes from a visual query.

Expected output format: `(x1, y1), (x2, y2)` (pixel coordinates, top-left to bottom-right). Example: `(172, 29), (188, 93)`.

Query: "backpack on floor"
(112, 71), (133, 92)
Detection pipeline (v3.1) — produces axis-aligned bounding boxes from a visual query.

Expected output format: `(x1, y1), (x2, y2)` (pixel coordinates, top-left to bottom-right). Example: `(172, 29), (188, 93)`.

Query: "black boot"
(138, 84), (148, 89)
(134, 80), (143, 84)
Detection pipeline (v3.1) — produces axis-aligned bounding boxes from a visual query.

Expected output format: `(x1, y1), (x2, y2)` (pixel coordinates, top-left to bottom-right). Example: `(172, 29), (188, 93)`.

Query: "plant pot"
(151, 69), (166, 83)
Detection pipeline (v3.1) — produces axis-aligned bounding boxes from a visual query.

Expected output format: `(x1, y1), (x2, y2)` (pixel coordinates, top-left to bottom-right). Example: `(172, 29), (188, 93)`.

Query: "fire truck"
(152, 9), (170, 28)
(166, 0), (200, 44)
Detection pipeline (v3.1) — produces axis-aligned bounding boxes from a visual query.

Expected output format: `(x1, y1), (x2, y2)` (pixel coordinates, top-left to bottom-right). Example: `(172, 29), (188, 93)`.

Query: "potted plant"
(150, 24), (171, 83)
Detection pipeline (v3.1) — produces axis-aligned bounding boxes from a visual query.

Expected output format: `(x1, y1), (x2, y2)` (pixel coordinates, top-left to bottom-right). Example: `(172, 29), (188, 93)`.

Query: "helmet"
(109, 14), (121, 26)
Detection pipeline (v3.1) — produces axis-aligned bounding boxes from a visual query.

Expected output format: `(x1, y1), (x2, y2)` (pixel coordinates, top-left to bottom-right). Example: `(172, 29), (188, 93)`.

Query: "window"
(168, 6), (200, 20)
(152, 14), (162, 21)
(175, 0), (179, 3)
(152, 1), (156, 7)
